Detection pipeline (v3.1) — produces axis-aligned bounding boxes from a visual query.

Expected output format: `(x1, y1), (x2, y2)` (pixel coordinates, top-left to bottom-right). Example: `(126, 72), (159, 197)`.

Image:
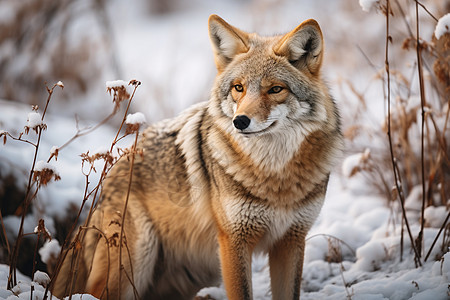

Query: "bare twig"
(0, 211), (10, 257)
(384, 0), (422, 267)
(413, 0), (439, 22)
(415, 0), (427, 263)
(306, 234), (356, 258)
(32, 232), (41, 284)
(118, 129), (139, 300)
(8, 82), (61, 289)
(47, 112), (116, 163)
(47, 80), (141, 299)
(424, 211), (450, 261)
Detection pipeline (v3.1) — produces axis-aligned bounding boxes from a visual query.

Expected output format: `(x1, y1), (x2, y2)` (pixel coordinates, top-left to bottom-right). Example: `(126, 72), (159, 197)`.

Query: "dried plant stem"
(80, 226), (112, 300)
(340, 262), (352, 300)
(424, 211), (450, 261)
(8, 130), (41, 288)
(48, 112), (116, 162)
(415, 0), (428, 262)
(306, 234), (356, 257)
(46, 169), (98, 298)
(413, 0), (439, 22)
(31, 231), (41, 282)
(118, 130), (139, 299)
(0, 211), (10, 257)
(384, 0), (422, 267)
(48, 82), (141, 299)
(7, 83), (59, 289)
(83, 84), (138, 225)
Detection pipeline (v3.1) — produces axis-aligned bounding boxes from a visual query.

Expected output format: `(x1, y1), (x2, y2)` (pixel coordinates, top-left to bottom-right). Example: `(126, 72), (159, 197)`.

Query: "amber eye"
(268, 86), (283, 94)
(234, 84), (244, 92)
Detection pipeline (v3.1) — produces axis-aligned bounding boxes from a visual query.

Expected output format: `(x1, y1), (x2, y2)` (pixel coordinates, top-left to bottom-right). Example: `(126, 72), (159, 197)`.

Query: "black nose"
(233, 115), (251, 130)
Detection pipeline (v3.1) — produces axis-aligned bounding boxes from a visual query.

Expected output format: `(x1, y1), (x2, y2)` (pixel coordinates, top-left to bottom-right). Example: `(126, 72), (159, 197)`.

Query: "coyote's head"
(208, 15), (332, 138)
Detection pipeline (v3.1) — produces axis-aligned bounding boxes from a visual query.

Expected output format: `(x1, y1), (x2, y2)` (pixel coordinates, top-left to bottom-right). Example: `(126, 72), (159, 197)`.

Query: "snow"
(125, 112), (146, 125)
(442, 252), (450, 280)
(33, 225), (51, 237)
(26, 112), (43, 130)
(63, 294), (99, 300)
(33, 271), (50, 286)
(359, 0), (379, 12)
(39, 240), (61, 265)
(105, 80), (128, 89)
(0, 264), (49, 300)
(424, 206), (448, 228)
(405, 185), (423, 211)
(91, 146), (109, 156)
(33, 160), (58, 174)
(341, 149), (370, 177)
(50, 146), (59, 155)
(354, 239), (387, 271)
(434, 13), (450, 39)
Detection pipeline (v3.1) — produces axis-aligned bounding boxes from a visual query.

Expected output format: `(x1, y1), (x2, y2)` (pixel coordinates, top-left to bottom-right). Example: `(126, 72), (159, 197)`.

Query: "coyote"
(53, 14), (343, 300)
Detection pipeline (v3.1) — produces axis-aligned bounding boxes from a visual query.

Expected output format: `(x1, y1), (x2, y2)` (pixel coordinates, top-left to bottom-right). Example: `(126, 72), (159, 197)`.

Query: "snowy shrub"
(341, 0), (449, 266)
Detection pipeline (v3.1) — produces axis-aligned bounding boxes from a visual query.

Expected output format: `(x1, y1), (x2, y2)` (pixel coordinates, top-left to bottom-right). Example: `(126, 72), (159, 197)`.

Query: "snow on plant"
(2, 81), (63, 290)
(25, 110), (46, 134)
(42, 78), (144, 299)
(359, 0), (380, 13)
(0, 77), (144, 298)
(0, 78), (143, 296)
(56, 81), (64, 89)
(105, 79), (129, 89)
(33, 160), (61, 187)
(125, 112), (146, 134)
(39, 239), (61, 267)
(342, 0), (450, 268)
(34, 219), (52, 241)
(106, 79), (138, 112)
(434, 13), (450, 40)
(125, 112), (146, 125)
(81, 148), (114, 169)
(49, 146), (59, 161)
(33, 271), (51, 287)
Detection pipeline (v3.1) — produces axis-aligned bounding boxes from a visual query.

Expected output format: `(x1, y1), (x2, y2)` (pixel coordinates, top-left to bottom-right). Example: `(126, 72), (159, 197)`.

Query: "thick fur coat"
(53, 15), (343, 300)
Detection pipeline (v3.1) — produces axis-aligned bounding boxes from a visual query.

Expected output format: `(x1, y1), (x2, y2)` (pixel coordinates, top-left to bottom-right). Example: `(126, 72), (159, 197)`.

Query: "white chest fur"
(223, 196), (324, 251)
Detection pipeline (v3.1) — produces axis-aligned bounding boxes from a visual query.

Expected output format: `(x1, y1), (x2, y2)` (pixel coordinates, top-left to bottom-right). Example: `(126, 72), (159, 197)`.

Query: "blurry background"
(0, 0), (444, 123)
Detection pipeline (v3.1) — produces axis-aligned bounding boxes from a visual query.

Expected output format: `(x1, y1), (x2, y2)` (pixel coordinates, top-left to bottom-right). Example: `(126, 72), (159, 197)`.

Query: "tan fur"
(52, 15), (343, 300)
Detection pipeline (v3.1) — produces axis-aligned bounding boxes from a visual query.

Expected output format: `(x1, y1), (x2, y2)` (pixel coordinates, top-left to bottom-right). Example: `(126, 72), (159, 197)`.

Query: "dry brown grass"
(0, 79), (144, 298)
(0, 0), (119, 108)
(340, 0), (449, 265)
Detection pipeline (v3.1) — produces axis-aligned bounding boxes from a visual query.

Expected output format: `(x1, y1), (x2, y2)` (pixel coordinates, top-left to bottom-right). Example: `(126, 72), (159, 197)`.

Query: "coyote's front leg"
(217, 228), (254, 300)
(268, 227), (307, 300)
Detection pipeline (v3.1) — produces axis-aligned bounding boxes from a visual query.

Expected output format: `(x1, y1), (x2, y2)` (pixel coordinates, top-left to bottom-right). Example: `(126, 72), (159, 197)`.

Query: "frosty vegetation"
(125, 112), (147, 125)
(434, 13), (450, 39)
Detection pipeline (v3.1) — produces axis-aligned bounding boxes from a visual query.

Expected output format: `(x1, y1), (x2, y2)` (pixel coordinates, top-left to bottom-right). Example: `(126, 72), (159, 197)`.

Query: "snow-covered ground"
(0, 0), (448, 299)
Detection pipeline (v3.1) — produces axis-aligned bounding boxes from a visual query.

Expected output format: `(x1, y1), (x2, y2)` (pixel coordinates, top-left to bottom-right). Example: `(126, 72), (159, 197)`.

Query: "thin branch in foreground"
(424, 211), (450, 262)
(415, 0), (428, 263)
(45, 80), (142, 299)
(7, 82), (62, 289)
(384, 0), (422, 267)
(413, 0), (439, 22)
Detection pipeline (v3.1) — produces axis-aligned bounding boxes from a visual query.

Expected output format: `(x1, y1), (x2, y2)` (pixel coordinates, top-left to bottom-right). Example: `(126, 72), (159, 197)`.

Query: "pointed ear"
(274, 19), (324, 75)
(208, 14), (249, 72)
